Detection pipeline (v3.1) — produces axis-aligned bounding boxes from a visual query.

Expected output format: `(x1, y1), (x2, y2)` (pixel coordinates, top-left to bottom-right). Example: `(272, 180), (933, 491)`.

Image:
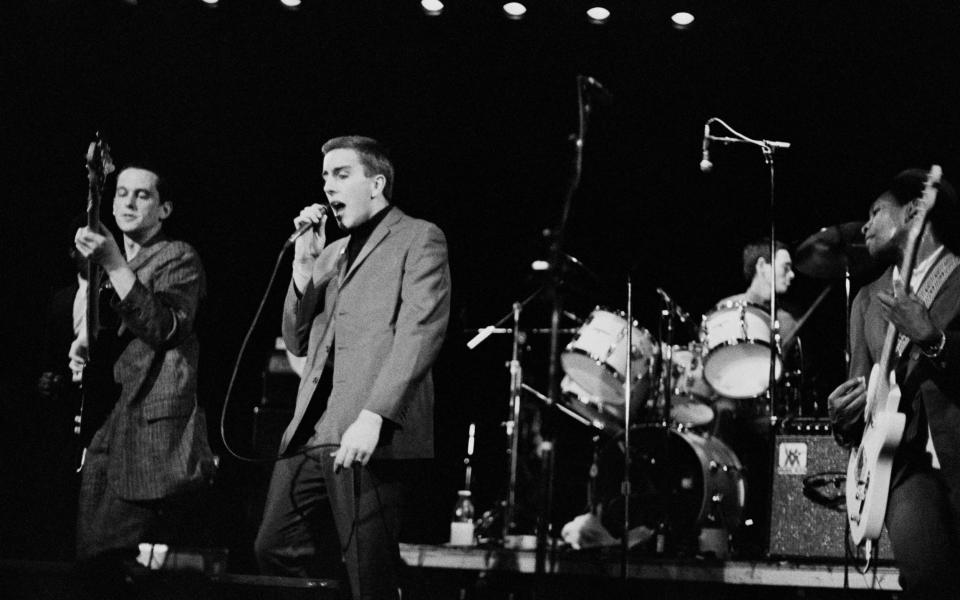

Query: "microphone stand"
(703, 117), (790, 419)
(536, 74), (597, 576)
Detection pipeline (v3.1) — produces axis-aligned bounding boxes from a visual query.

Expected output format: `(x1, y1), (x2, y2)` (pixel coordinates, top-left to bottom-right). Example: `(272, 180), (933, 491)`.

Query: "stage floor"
(399, 543), (902, 597)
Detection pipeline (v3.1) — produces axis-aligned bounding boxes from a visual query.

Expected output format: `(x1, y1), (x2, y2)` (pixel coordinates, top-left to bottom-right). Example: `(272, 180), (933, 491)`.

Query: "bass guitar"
(846, 165), (942, 558)
(74, 133), (119, 468)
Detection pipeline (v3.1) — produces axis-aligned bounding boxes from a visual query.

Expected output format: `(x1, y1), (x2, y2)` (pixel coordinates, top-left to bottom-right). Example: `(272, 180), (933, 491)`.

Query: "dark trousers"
(254, 447), (405, 600)
(886, 464), (960, 599)
(76, 438), (206, 561)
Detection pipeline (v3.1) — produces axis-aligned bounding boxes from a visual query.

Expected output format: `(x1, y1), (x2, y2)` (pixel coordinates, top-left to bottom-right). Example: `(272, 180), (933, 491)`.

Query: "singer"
(255, 136), (451, 600)
(70, 158), (217, 593)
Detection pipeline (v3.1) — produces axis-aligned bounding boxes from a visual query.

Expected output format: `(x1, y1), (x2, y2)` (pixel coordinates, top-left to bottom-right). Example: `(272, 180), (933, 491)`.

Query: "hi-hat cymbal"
(794, 221), (877, 279)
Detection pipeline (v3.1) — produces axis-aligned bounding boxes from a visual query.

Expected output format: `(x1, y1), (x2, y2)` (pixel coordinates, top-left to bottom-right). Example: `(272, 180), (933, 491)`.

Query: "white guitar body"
(846, 366), (905, 548)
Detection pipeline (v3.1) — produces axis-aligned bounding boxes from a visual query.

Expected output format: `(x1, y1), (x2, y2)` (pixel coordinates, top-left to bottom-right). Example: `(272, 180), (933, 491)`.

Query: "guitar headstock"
(917, 164), (943, 213)
(85, 132), (116, 186)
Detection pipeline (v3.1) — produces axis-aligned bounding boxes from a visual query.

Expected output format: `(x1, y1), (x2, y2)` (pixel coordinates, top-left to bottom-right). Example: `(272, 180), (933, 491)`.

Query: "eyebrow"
(322, 165), (350, 178)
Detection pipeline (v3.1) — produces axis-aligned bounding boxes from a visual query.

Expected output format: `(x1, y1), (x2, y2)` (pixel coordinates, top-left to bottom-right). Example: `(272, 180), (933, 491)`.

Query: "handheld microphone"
(699, 122), (713, 173)
(285, 205), (330, 247)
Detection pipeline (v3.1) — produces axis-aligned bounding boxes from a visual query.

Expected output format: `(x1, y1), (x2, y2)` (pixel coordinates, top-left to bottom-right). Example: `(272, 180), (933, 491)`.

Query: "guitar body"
(76, 296), (123, 451)
(846, 366), (905, 544)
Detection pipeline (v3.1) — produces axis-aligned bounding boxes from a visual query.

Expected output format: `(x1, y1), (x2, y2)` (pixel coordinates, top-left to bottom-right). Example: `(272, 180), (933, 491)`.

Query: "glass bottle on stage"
(449, 423), (477, 546)
(449, 490), (476, 546)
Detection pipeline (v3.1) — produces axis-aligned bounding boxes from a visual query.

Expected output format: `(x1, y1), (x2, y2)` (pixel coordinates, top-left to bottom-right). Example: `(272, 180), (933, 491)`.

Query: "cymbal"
(794, 221), (877, 279)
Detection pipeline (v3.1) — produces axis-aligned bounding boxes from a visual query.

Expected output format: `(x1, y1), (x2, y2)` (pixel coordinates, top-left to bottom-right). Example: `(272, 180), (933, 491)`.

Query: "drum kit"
(467, 217), (877, 555)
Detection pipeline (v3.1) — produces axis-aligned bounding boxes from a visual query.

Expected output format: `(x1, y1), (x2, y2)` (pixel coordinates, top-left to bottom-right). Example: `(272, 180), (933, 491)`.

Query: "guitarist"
(70, 160), (216, 578)
(829, 169), (960, 599)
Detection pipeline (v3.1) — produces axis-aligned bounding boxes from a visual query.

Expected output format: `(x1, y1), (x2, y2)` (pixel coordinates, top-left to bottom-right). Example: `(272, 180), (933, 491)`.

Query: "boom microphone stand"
(701, 117), (791, 415)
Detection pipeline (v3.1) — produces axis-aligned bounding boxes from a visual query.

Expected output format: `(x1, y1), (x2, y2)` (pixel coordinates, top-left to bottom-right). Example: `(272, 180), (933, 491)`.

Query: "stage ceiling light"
(503, 2), (527, 20)
(280, 0), (302, 9)
(671, 11), (695, 29)
(201, 0), (219, 5)
(421, 0), (444, 16)
(586, 6), (611, 24)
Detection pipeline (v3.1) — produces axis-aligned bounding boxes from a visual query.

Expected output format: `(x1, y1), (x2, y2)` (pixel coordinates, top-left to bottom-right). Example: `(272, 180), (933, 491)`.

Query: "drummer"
(709, 237), (798, 556)
(715, 238), (798, 343)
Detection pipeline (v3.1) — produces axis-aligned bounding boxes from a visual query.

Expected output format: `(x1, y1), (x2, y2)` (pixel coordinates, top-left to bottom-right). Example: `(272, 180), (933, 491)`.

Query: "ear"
(371, 174), (386, 197)
(159, 201), (173, 221)
(904, 199), (921, 222)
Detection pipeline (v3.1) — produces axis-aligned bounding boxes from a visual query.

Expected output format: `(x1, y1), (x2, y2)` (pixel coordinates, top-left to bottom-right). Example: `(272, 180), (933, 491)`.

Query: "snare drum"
(700, 301), (782, 399)
(561, 308), (658, 406)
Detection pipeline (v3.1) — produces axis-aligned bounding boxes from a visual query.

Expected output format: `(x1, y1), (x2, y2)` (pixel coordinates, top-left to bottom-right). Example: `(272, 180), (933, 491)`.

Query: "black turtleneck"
(345, 205), (392, 272)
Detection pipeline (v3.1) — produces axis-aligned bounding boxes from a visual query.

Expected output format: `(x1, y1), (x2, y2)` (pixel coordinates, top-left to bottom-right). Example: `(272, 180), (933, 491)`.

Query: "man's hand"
(827, 375), (866, 431)
(292, 204), (328, 291)
(876, 280), (941, 346)
(68, 336), (88, 383)
(333, 410), (383, 472)
(74, 225), (125, 272)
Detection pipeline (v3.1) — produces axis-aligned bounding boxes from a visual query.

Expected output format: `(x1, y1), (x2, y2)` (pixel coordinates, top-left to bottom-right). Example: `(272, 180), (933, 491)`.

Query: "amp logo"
(777, 442), (808, 475)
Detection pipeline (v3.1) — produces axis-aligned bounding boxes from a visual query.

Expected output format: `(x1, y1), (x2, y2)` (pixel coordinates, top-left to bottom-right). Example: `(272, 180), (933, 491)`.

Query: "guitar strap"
(896, 252), (960, 357)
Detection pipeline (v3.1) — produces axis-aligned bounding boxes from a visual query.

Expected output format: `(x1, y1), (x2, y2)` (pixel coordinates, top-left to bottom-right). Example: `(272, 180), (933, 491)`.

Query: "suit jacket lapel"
(340, 208), (403, 288)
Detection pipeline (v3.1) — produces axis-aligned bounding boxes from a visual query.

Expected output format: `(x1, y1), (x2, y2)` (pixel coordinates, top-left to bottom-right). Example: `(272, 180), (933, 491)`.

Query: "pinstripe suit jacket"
(279, 207), (451, 459)
(93, 233), (216, 500)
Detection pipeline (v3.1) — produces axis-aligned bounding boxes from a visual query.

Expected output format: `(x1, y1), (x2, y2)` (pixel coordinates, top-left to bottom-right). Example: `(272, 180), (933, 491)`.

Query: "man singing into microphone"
(255, 136), (451, 600)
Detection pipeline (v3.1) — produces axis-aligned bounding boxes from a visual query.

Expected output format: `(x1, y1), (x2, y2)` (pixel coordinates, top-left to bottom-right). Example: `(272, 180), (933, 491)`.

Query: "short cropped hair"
(321, 136), (395, 200)
(118, 159), (168, 204)
(884, 168), (960, 254)
(742, 238), (790, 284)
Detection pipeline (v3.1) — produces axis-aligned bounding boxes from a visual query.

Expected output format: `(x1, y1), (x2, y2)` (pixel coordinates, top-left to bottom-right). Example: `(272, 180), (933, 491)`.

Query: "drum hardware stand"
(620, 277), (634, 583)
(465, 287), (546, 544)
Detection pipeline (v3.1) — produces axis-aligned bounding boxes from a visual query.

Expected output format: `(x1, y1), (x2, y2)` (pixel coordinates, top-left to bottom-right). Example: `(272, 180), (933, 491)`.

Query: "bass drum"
(599, 425), (745, 533)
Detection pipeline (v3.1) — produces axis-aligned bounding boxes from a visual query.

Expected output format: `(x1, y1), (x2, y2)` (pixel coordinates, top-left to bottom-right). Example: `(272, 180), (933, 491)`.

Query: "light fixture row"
(192, 0), (696, 28)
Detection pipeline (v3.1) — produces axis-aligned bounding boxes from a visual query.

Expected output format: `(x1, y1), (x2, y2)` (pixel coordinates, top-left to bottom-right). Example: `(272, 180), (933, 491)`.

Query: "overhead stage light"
(503, 2), (527, 20)
(421, 0), (444, 16)
(201, 0), (219, 5)
(671, 11), (695, 29)
(280, 0), (302, 9)
(586, 6), (610, 25)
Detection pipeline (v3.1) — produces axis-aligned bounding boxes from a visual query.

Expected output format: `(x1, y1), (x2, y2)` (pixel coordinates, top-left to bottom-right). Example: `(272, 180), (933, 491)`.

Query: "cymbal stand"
(703, 117), (791, 420)
(620, 278), (634, 582)
(466, 287), (546, 543)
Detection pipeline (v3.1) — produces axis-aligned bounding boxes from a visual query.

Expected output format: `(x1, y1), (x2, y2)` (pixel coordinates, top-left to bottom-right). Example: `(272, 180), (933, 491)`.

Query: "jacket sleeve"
(364, 223), (451, 424)
(113, 243), (204, 349)
(833, 287), (871, 447)
(282, 248), (339, 358)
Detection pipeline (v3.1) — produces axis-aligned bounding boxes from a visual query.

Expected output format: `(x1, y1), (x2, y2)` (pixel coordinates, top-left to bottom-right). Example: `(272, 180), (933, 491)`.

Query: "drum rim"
(707, 299), (772, 314)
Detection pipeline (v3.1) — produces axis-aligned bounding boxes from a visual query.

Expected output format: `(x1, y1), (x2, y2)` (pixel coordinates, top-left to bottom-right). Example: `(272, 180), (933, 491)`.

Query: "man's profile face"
(758, 248), (795, 294)
(322, 148), (383, 230)
(112, 167), (169, 242)
(862, 193), (909, 260)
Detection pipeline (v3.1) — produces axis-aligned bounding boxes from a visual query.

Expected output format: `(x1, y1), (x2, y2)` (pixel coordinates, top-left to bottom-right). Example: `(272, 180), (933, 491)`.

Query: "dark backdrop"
(3, 0), (959, 568)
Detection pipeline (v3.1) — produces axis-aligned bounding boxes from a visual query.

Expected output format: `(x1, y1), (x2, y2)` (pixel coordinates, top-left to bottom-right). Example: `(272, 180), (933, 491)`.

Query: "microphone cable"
(218, 228), (337, 463)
